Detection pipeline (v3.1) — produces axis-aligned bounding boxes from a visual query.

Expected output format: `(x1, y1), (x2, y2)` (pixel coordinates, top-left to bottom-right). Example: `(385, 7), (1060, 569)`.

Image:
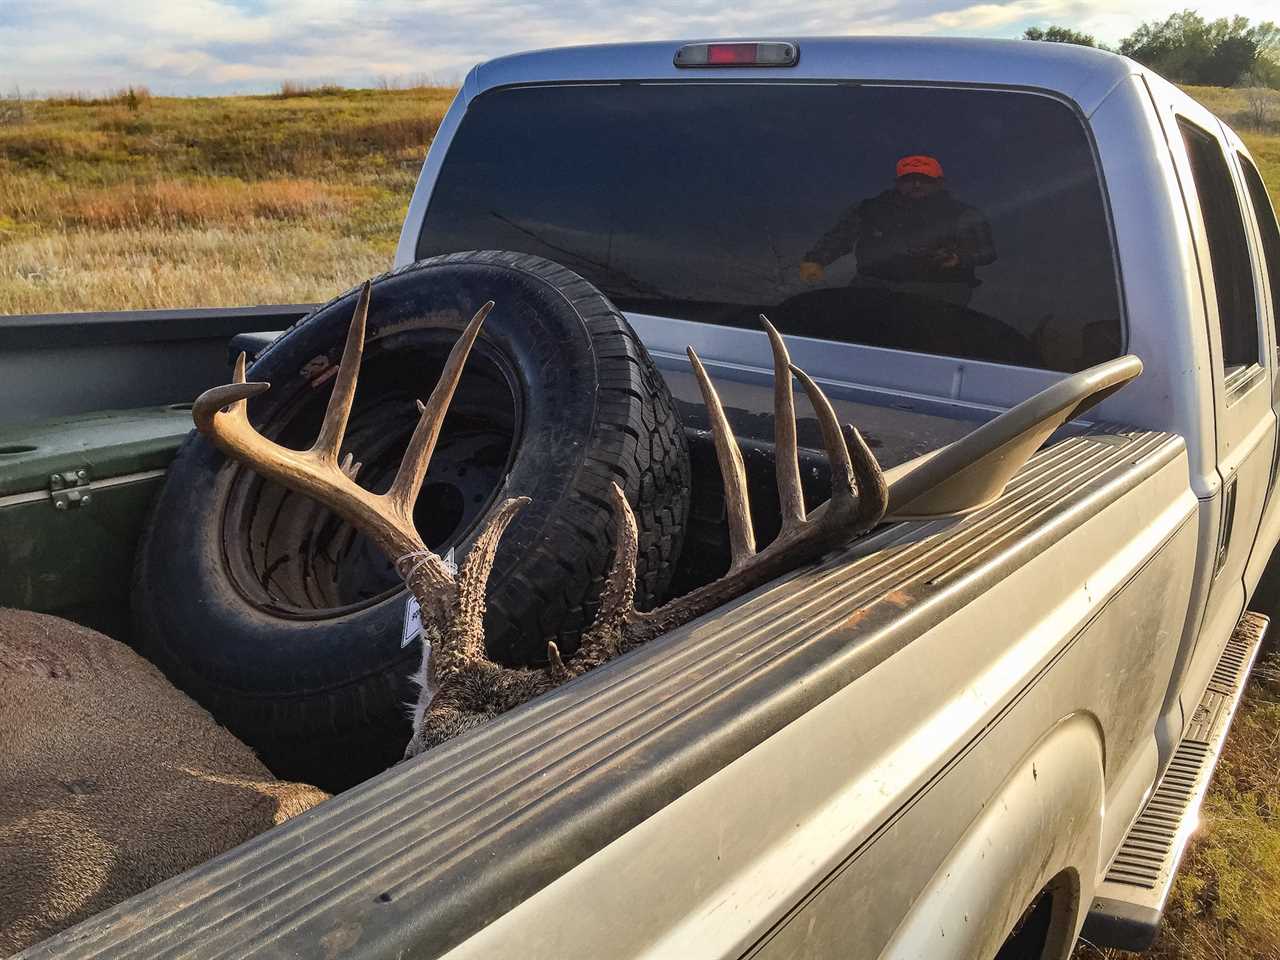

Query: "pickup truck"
(3, 35), (1280, 960)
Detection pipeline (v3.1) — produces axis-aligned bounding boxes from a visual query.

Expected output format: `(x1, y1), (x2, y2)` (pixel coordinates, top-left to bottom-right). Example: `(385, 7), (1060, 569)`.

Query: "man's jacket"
(805, 189), (997, 286)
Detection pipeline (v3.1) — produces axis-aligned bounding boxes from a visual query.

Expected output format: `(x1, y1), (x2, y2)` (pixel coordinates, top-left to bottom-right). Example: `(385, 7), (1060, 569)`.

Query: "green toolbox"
(0, 406), (194, 639)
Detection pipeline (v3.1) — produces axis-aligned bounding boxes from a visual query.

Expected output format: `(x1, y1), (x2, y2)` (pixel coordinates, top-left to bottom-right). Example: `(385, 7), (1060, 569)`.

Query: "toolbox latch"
(49, 469), (92, 510)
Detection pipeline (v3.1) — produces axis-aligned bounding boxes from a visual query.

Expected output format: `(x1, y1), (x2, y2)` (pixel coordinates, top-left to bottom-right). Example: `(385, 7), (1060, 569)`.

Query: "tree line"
(1024, 10), (1279, 88)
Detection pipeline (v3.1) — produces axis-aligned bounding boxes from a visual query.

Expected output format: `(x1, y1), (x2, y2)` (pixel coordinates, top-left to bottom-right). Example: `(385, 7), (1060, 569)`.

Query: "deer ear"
(402, 623), (444, 762)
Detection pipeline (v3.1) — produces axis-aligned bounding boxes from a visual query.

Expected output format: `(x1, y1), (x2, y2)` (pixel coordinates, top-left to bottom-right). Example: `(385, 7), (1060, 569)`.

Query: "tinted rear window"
(418, 83), (1122, 372)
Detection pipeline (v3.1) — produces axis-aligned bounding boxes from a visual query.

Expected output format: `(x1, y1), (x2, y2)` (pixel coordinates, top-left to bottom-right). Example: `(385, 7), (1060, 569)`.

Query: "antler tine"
(194, 287), (488, 601)
(569, 482), (639, 665)
(546, 483), (637, 679)
(311, 280), (370, 465)
(386, 301), (495, 518)
(845, 424), (889, 527)
(688, 346), (755, 569)
(760, 316), (805, 531)
(789, 363), (857, 506)
(433, 494), (530, 677)
(191, 352), (269, 433)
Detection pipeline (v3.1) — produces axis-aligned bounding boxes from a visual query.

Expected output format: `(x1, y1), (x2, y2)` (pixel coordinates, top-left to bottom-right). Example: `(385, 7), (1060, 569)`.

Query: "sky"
(1, 0), (1277, 97)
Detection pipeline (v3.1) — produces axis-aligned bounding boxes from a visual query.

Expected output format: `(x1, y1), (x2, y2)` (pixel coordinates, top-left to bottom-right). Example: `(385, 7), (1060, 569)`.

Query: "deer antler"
(193, 284), (604, 757)
(192, 281), (526, 636)
(561, 316), (888, 668)
(407, 314), (885, 756)
(195, 287), (886, 761)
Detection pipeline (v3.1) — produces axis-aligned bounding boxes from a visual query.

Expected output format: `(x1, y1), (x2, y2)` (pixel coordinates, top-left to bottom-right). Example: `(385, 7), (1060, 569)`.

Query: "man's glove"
(799, 261), (825, 282)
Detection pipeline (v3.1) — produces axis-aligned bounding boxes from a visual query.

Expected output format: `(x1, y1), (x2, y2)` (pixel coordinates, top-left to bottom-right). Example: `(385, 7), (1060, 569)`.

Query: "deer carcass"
(0, 608), (328, 954)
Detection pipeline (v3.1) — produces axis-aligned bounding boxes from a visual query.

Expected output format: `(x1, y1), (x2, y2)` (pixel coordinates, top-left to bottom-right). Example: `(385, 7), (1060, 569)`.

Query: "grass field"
(3, 77), (1280, 959)
(0, 84), (455, 313)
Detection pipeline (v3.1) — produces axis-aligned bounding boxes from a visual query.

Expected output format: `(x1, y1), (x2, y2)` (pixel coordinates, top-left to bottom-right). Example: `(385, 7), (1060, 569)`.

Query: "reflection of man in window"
(799, 155), (996, 307)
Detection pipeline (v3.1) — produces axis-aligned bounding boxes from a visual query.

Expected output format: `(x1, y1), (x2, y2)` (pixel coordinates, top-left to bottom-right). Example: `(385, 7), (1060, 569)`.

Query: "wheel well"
(994, 870), (1081, 960)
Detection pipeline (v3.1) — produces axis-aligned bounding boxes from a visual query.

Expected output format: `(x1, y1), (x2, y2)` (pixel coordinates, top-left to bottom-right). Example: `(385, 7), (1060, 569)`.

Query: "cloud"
(0, 0), (1276, 95)
(929, 1), (1069, 31)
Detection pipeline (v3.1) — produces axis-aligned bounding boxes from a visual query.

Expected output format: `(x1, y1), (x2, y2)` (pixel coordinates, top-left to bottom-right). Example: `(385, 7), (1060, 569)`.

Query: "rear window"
(418, 83), (1122, 373)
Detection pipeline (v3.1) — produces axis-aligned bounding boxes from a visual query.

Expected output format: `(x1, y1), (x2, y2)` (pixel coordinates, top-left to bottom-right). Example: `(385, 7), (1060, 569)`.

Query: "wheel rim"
(219, 337), (520, 620)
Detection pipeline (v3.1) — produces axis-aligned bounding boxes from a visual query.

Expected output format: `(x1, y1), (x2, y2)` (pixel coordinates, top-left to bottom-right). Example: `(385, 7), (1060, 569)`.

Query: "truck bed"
(24, 425), (1190, 959)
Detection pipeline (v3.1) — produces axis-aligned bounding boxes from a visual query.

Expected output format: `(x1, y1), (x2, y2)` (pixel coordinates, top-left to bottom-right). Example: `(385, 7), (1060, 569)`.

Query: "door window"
(1237, 153), (1280, 325)
(1177, 119), (1260, 375)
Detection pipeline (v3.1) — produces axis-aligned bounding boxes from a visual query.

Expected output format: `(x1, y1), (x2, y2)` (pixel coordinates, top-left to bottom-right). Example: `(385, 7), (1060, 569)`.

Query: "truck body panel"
(1136, 70), (1279, 755)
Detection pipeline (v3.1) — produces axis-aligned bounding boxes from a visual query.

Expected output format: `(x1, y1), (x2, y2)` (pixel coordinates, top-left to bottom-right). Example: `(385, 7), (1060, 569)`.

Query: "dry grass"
(7, 177), (366, 231)
(1243, 130), (1280, 208)
(0, 84), (455, 311)
(1074, 652), (1280, 960)
(0, 225), (388, 314)
(45, 86), (152, 109)
(1184, 84), (1280, 134)
(277, 80), (348, 99)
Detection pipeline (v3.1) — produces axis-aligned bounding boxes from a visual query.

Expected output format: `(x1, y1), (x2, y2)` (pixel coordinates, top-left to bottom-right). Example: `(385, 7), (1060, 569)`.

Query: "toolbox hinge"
(49, 468), (92, 510)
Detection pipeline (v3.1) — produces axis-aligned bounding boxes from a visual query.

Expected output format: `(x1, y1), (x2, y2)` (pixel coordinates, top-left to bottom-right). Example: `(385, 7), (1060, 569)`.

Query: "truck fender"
(879, 713), (1105, 960)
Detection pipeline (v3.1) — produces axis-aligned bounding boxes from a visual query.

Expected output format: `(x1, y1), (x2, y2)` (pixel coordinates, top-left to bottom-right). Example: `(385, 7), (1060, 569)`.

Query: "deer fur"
(0, 608), (328, 954)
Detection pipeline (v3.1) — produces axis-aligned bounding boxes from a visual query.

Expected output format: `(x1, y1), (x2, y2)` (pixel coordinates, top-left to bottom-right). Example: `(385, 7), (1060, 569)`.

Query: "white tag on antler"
(401, 548), (457, 648)
(401, 595), (423, 648)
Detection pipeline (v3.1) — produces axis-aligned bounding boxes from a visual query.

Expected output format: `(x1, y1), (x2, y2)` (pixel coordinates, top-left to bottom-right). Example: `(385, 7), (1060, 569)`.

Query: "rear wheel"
(132, 252), (690, 790)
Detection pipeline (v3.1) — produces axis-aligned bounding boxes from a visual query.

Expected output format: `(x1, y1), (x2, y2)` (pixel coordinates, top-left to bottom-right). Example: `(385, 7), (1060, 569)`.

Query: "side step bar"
(1081, 611), (1267, 951)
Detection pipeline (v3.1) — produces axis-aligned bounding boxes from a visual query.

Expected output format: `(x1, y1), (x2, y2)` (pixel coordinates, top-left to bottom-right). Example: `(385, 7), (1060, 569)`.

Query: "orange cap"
(896, 155), (944, 179)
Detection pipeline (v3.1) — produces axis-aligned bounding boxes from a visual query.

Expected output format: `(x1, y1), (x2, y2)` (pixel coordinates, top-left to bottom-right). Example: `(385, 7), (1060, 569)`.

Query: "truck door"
(1163, 101), (1275, 717)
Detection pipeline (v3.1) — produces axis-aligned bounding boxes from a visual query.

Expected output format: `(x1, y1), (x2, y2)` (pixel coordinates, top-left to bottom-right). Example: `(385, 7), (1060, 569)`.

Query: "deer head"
(194, 282), (886, 760)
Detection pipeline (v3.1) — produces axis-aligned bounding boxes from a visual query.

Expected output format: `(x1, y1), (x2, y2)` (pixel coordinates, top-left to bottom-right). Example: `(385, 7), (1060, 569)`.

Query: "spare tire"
(131, 251), (690, 789)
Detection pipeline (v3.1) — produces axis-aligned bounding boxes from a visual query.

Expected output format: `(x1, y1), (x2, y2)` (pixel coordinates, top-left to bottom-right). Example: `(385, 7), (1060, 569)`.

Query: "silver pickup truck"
(3, 36), (1280, 960)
